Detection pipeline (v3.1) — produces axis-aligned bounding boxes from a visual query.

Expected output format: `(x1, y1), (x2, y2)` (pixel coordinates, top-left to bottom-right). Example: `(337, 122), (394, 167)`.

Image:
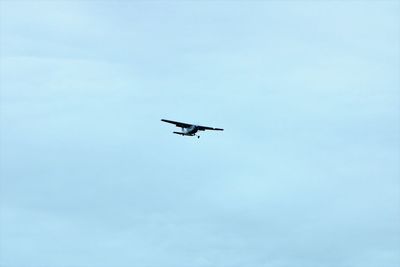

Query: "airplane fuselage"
(182, 125), (198, 136)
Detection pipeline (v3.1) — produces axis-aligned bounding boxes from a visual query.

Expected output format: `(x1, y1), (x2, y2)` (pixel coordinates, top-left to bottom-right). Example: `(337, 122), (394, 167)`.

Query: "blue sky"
(0, 1), (399, 267)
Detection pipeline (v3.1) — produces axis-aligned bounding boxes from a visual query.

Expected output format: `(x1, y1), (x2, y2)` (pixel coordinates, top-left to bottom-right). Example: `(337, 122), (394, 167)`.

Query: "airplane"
(161, 119), (224, 138)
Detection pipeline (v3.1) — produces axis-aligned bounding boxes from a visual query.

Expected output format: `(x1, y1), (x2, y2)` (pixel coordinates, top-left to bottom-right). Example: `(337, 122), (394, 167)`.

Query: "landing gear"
(198, 136), (200, 139)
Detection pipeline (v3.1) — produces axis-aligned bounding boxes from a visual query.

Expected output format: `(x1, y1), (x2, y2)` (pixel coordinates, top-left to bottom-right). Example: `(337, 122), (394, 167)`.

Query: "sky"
(0, 1), (399, 267)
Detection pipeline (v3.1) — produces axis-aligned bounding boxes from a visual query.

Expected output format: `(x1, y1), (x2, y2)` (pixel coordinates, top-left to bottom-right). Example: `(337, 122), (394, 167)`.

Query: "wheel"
(198, 136), (200, 139)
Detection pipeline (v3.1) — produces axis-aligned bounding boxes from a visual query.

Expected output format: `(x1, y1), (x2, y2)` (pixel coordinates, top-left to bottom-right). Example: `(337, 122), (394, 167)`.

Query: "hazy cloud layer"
(1, 1), (399, 267)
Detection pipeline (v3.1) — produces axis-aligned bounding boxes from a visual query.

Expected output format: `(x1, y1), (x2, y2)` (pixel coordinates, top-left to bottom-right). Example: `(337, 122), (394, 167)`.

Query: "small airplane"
(161, 119), (224, 138)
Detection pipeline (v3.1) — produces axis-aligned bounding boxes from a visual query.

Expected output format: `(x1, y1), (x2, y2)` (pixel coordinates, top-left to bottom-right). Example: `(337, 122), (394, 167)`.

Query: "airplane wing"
(161, 119), (192, 128)
(197, 125), (224, 131)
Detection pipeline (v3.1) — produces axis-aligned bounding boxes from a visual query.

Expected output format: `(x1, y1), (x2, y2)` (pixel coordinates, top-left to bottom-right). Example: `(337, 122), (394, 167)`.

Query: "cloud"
(1, 1), (399, 267)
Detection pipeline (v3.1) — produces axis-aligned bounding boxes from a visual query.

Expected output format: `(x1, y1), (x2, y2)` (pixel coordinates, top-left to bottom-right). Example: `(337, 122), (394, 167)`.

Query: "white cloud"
(1, 1), (399, 267)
